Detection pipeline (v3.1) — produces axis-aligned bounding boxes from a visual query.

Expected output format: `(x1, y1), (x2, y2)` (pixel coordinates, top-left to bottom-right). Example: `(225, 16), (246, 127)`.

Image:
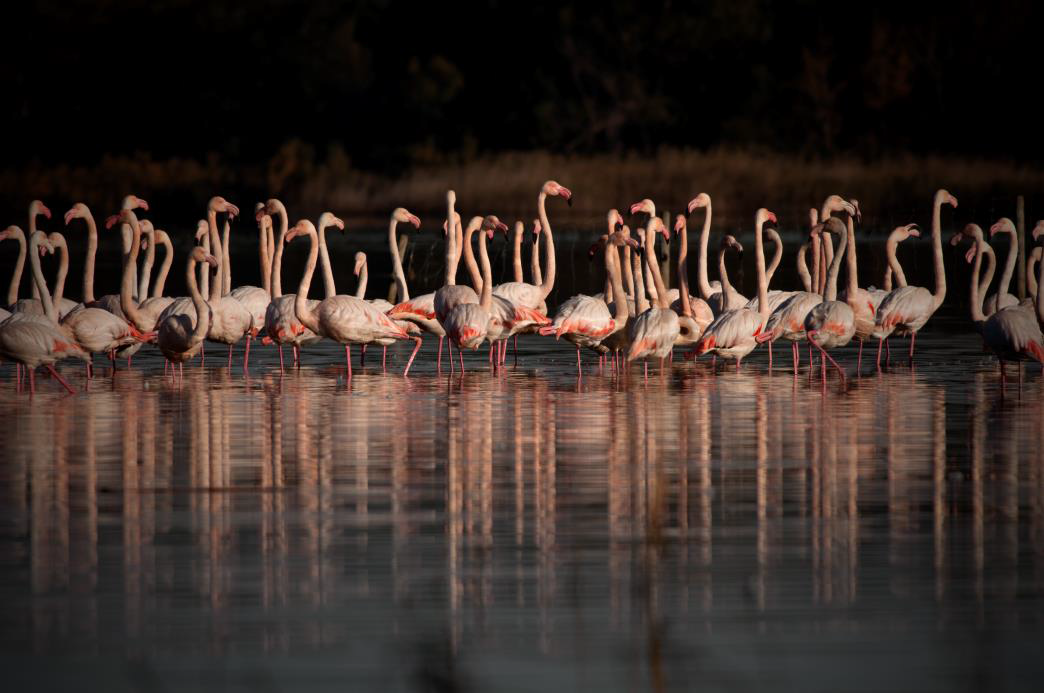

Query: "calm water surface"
(1, 319), (1043, 692)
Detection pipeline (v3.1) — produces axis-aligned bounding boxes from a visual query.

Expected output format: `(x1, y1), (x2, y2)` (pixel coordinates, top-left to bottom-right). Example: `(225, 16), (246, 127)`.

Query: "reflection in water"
(1, 353), (1044, 690)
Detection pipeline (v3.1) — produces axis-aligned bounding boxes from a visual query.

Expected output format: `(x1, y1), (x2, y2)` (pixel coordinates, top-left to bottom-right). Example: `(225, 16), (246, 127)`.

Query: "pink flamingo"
(157, 247), (218, 383)
(983, 218), (1020, 315)
(352, 251), (423, 371)
(228, 206), (275, 339)
(874, 189), (957, 364)
(441, 217), (503, 370)
(627, 216), (680, 374)
(694, 208), (775, 369)
(672, 204), (714, 346)
(688, 193), (745, 315)
(964, 224), (1044, 384)
(0, 228), (88, 394)
(288, 220), (417, 378)
(803, 218), (856, 383)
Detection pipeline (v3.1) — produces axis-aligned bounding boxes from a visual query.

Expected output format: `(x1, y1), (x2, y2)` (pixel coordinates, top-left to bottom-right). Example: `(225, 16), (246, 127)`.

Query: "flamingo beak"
(138, 199), (149, 211)
(104, 214), (121, 229)
(766, 212), (778, 224)
(673, 217), (685, 233)
(226, 203), (240, 218)
(907, 226), (921, 238)
(64, 209), (76, 226)
(205, 254), (219, 267)
(964, 245), (976, 264)
(629, 202), (643, 215)
(408, 214), (421, 228)
(334, 217), (345, 231)
(558, 186), (573, 205)
(949, 195), (958, 207)
(39, 204), (52, 220)
(486, 229), (494, 240)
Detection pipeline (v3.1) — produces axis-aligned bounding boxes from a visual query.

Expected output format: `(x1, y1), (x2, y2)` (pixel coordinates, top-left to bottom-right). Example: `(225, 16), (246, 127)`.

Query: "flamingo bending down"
(288, 220), (416, 377)
(0, 228), (88, 394)
(874, 189), (957, 365)
(694, 209), (775, 369)
(803, 218), (856, 382)
(964, 225), (1044, 383)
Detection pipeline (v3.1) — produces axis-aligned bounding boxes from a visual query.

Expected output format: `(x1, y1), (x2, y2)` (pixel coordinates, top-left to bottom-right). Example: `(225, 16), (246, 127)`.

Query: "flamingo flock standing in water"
(1, 183), (1043, 394)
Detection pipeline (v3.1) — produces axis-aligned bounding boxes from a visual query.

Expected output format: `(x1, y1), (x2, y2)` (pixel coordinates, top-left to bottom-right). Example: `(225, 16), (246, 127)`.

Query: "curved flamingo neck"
(536, 192), (556, 299)
(819, 234), (834, 296)
(633, 234), (649, 314)
(884, 235), (910, 289)
(696, 202), (714, 299)
(199, 231), (210, 299)
(477, 226), (493, 311)
(607, 241), (628, 324)
(845, 214), (859, 298)
(221, 219), (233, 295)
(27, 232), (57, 323)
(930, 195), (948, 309)
(511, 222), (524, 283)
(1027, 247), (1040, 302)
(969, 238), (986, 325)
(764, 228), (782, 286)
(389, 216), (410, 303)
(355, 259), (368, 299)
(622, 244), (634, 301)
(823, 229), (846, 302)
(445, 195), (458, 287)
(49, 233), (70, 308)
(81, 211), (98, 304)
(270, 201), (288, 297)
(978, 242), (996, 305)
(186, 254), (210, 347)
(293, 226), (321, 334)
(153, 231), (173, 298)
(755, 216), (769, 320)
(461, 217), (484, 293)
(5, 227), (26, 306)
(138, 224), (156, 301)
(796, 241), (811, 293)
(207, 210), (223, 302)
(647, 228), (670, 309)
(530, 229), (543, 285)
(258, 219), (272, 297)
(120, 213), (149, 330)
(1036, 243), (1044, 324)
(811, 233), (822, 298)
(677, 219), (692, 317)
(717, 244), (736, 310)
(995, 229), (1017, 299)
(317, 219), (337, 299)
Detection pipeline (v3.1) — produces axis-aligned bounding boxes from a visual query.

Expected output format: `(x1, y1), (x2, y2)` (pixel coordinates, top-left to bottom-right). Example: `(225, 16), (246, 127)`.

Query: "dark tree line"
(6, 0), (1043, 171)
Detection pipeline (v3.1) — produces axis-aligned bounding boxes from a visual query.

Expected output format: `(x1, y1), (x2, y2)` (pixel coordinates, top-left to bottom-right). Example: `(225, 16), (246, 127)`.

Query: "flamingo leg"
(293, 344), (299, 366)
(458, 344), (464, 372)
(857, 340), (863, 373)
(792, 342), (799, 375)
(876, 338), (884, 370)
(28, 367), (35, 395)
(278, 345), (285, 372)
(361, 344), (367, 367)
(437, 336), (444, 372)
(127, 354), (133, 368)
(179, 362), (184, 386)
(382, 346), (387, 372)
(448, 340), (455, 374)
(243, 335), (251, 371)
(45, 365), (75, 394)
(576, 347), (582, 376)
(228, 344), (233, 369)
(403, 337), (422, 376)
(200, 343), (205, 366)
(768, 341), (773, 371)
(489, 344), (495, 365)
(885, 338), (891, 365)
(909, 333), (916, 362)
(736, 357), (741, 372)
(345, 344), (353, 379)
(513, 335), (518, 364)
(660, 356), (667, 374)
(813, 339), (846, 382)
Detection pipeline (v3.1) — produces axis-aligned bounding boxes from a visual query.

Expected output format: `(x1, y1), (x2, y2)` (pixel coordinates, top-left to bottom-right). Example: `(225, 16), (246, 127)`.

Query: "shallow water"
(1, 318), (1043, 692)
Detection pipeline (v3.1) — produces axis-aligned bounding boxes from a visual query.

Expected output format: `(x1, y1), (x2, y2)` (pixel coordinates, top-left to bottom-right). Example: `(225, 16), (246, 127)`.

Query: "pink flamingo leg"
(293, 344), (299, 366)
(127, 354), (133, 368)
(28, 367), (35, 395)
(458, 344), (464, 372)
(45, 365), (75, 394)
(812, 338), (846, 382)
(243, 335), (252, 371)
(403, 337), (422, 376)
(436, 336), (444, 372)
(513, 335), (518, 363)
(448, 340), (455, 374)
(909, 333), (916, 361)
(200, 343), (205, 366)
(792, 342), (799, 375)
(227, 344), (233, 369)
(576, 347), (582, 376)
(768, 341), (773, 370)
(857, 340), (863, 373)
(345, 344), (353, 379)
(885, 338), (891, 365)
(278, 345), (285, 372)
(360, 344), (367, 367)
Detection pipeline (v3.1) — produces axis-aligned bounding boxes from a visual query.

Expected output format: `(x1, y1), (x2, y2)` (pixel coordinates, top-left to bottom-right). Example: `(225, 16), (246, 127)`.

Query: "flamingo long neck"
(50, 234), (69, 308)
(978, 242), (997, 306)
(462, 217), (483, 293)
(153, 231), (173, 298)
(264, 220), (275, 295)
(355, 259), (368, 299)
(764, 228), (782, 286)
(1027, 248), (1040, 301)
(647, 229), (670, 309)
(5, 228), (26, 306)
(642, 226), (659, 303)
(632, 236), (649, 314)
(207, 210), (222, 302)
(530, 230), (543, 285)
(389, 216), (410, 303)
(607, 241), (628, 325)
(221, 219), (232, 295)
(823, 229), (846, 302)
(29, 212), (43, 300)
(259, 220), (272, 297)
(755, 216), (769, 322)
(445, 195), (458, 286)
(819, 234), (834, 296)
(270, 202), (288, 297)
(622, 244), (634, 301)
(884, 234), (905, 289)
(718, 244), (736, 311)
(511, 222), (524, 283)
(317, 220), (337, 299)
(677, 219), (692, 317)
(796, 241), (812, 292)
(138, 224), (156, 301)
(82, 211), (97, 303)
(930, 195), (947, 309)
(477, 227), (493, 312)
(695, 202), (715, 299)
(536, 192), (556, 299)
(27, 233), (57, 323)
(120, 214), (149, 330)
(969, 238), (986, 325)
(199, 231), (210, 299)
(119, 224), (138, 303)
(995, 230), (1017, 299)
(186, 254), (210, 348)
(293, 226), (321, 334)
(811, 233), (822, 298)
(845, 214), (859, 298)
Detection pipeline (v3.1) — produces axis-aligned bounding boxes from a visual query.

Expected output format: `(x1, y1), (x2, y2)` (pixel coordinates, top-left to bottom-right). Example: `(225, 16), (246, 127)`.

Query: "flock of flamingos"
(1, 181), (1043, 395)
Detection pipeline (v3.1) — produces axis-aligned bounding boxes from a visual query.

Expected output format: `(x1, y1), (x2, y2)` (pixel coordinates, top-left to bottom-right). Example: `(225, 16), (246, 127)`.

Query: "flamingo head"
(588, 236), (607, 260)
(936, 189), (958, 208)
(190, 247), (219, 267)
(0, 225), (21, 242)
(255, 202), (268, 223)
(673, 213), (687, 234)
(353, 252), (367, 276)
(482, 215), (508, 239)
(989, 217), (1016, 237)
(849, 199), (862, 224)
(441, 211), (462, 237)
(446, 189), (457, 207)
(531, 218), (543, 241)
(1033, 220), (1044, 242)
(648, 216), (670, 245)
(819, 217), (846, 237)
(901, 223), (921, 239)
(139, 219), (154, 237)
(285, 220), (314, 242)
(122, 195), (148, 212)
(756, 208), (777, 229)
(543, 181), (572, 205)
(686, 193), (711, 215)
(722, 234), (743, 254)
(263, 198), (285, 217)
(195, 220), (209, 242)
(610, 230), (641, 250)
(105, 208), (139, 230)
(208, 196), (240, 219)
(30, 200), (52, 221)
(629, 198), (655, 217)
(393, 207), (421, 228)
(64, 203), (90, 226)
(33, 232), (55, 256)
(318, 212), (345, 232)
(606, 208), (623, 232)
(46, 231), (66, 251)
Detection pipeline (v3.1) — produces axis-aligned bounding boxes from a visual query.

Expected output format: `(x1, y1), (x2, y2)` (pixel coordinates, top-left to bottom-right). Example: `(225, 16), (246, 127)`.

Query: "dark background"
(6, 0), (1044, 171)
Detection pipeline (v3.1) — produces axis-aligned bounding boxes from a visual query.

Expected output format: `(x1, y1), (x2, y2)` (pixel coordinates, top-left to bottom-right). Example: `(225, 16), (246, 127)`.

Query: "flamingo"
(830, 198), (880, 370)
(865, 223), (924, 367)
(352, 251), (423, 371)
(89, 195), (150, 316)
(627, 216), (681, 374)
(261, 199), (321, 370)
(687, 193), (746, 315)
(287, 220), (416, 378)
(134, 226), (176, 330)
(541, 211), (633, 374)
(964, 224), (1044, 384)
(0, 229), (88, 394)
(672, 206), (714, 347)
(157, 247), (219, 382)
(803, 218), (857, 383)
(228, 206), (276, 339)
(385, 207), (451, 368)
(493, 181), (563, 317)
(874, 189), (957, 364)
(694, 208), (775, 369)
(201, 198), (253, 368)
(983, 218), (1021, 315)
(442, 217), (502, 370)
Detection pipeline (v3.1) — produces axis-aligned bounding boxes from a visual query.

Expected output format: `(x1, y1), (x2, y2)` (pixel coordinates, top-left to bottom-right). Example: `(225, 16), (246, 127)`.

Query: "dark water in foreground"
(1, 319), (1043, 692)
